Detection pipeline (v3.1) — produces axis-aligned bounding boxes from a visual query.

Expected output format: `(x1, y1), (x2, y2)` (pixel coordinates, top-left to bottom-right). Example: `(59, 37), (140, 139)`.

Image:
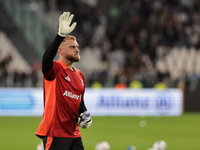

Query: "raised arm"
(42, 12), (77, 74)
(42, 35), (64, 74)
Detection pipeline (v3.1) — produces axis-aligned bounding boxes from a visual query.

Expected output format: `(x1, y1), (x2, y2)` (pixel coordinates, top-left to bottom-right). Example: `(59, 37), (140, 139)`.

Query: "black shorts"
(42, 136), (84, 150)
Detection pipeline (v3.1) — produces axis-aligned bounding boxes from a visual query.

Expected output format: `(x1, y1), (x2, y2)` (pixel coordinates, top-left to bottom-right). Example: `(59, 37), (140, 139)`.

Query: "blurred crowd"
(52, 0), (200, 90)
(0, 53), (42, 87)
(0, 29), (42, 88)
(1, 0), (200, 91)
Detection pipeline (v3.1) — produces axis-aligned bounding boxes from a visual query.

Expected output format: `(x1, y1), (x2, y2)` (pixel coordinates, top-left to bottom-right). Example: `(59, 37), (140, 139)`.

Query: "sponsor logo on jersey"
(63, 90), (82, 101)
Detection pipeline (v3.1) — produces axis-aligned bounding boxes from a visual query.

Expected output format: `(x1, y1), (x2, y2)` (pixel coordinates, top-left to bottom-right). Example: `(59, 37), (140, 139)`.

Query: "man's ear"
(58, 48), (63, 55)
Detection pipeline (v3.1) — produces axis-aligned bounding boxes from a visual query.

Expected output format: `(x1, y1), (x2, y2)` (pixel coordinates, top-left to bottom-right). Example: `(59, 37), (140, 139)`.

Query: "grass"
(0, 113), (199, 150)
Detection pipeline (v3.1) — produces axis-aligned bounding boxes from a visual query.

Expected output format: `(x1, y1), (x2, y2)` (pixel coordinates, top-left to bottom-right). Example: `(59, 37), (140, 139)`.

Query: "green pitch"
(0, 113), (199, 150)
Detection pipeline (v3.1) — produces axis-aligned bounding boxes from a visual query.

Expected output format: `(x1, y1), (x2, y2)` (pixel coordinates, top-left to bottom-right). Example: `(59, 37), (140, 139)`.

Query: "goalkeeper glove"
(58, 12), (77, 37)
(78, 111), (92, 129)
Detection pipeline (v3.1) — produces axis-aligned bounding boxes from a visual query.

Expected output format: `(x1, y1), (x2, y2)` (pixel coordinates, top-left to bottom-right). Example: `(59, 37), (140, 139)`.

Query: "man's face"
(59, 38), (80, 62)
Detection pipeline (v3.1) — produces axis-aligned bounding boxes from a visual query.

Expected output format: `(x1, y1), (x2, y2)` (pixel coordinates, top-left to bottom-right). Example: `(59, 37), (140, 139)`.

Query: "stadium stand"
(0, 31), (43, 87)
(0, 1), (43, 87)
(1, 0), (200, 91)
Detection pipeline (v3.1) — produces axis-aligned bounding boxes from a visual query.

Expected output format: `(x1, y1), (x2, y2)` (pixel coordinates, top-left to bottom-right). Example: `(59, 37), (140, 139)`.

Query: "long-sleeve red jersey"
(36, 59), (85, 138)
(35, 35), (86, 138)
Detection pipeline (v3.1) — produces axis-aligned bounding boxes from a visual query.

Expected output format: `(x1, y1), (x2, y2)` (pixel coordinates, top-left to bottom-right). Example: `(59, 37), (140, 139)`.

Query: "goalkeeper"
(35, 12), (92, 150)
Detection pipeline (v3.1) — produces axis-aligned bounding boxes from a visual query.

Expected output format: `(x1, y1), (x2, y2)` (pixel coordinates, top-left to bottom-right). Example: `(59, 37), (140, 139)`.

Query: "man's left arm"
(79, 101), (87, 115)
(78, 100), (92, 129)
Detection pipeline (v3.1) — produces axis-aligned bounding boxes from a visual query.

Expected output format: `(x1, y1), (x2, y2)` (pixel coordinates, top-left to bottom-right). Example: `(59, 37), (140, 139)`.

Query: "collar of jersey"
(57, 59), (75, 71)
(57, 59), (68, 69)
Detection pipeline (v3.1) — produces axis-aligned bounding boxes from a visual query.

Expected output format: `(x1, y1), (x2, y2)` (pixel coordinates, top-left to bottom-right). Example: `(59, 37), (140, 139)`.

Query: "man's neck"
(68, 65), (74, 71)
(60, 58), (73, 70)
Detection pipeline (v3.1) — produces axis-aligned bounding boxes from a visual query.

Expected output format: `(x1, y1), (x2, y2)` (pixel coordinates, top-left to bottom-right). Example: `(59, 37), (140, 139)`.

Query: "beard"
(66, 54), (80, 62)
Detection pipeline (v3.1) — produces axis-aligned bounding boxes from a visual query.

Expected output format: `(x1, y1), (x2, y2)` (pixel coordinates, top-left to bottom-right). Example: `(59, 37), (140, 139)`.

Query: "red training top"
(35, 59), (85, 138)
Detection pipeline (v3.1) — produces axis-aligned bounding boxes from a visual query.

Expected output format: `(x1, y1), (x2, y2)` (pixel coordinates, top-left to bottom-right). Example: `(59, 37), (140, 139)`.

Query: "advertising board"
(0, 88), (183, 116)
